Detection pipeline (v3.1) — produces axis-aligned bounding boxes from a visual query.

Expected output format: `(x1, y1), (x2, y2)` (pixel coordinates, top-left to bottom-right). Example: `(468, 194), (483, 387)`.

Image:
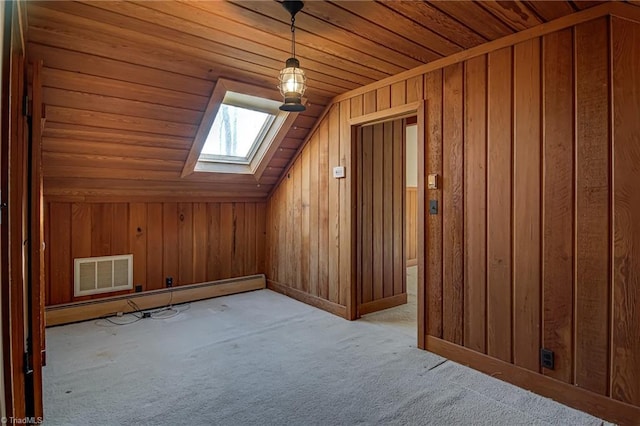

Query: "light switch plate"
(333, 166), (345, 179)
(428, 174), (438, 190)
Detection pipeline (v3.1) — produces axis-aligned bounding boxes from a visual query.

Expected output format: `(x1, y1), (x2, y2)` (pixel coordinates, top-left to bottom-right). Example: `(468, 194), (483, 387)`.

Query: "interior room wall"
(405, 125), (417, 187)
(265, 7), (640, 423)
(405, 124), (417, 266)
(45, 201), (266, 305)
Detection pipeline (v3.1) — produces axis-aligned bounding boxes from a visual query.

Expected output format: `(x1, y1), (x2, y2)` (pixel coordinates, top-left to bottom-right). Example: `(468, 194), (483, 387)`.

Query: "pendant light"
(278, 1), (307, 112)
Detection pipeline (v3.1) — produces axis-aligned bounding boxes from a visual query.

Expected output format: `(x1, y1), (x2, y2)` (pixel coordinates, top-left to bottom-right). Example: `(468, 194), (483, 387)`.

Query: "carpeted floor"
(43, 286), (608, 425)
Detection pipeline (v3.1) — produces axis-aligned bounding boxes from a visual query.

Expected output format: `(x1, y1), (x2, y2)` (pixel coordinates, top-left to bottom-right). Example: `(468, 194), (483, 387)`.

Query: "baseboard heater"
(45, 274), (266, 327)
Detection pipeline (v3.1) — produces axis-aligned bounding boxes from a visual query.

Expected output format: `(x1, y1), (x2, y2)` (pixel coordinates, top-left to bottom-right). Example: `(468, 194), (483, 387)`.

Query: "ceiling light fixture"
(278, 0), (307, 112)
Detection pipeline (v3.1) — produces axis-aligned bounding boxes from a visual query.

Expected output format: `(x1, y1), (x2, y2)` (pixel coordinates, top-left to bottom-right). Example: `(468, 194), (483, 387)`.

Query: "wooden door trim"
(348, 101), (425, 351)
(348, 101), (422, 127)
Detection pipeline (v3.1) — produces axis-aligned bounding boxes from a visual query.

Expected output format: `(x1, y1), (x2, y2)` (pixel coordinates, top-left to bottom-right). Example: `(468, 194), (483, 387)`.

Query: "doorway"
(354, 116), (419, 339)
(351, 110), (423, 343)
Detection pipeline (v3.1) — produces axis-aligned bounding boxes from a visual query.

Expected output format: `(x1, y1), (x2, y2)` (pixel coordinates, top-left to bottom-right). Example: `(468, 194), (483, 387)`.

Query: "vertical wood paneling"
(179, 202), (194, 284)
(350, 94), (363, 118)
(192, 202), (208, 283)
(257, 12), (640, 422)
(406, 75), (423, 104)
(376, 85), (391, 111)
(244, 202), (256, 276)
(328, 106), (341, 303)
(442, 62), (464, 345)
(301, 148), (310, 293)
(163, 202), (179, 284)
(129, 203), (147, 290)
(426, 70), (444, 338)
(513, 38), (541, 372)
(48, 200), (265, 304)
(49, 203), (72, 304)
(318, 120), (330, 299)
(339, 100), (352, 309)
(463, 54), (487, 354)
(383, 122), (394, 298)
(611, 16), (640, 407)
(207, 202), (221, 282)
(372, 122), (384, 301)
(393, 121), (405, 296)
(575, 17), (610, 395)
(292, 163), (302, 287)
(542, 28), (574, 383)
(357, 119), (406, 314)
(406, 188), (418, 264)
(91, 203), (113, 256)
(256, 202), (267, 274)
(146, 203), (163, 290)
(71, 203), (91, 260)
(487, 46), (513, 363)
(361, 125), (374, 304)
(309, 135), (319, 296)
(391, 81), (406, 107)
(363, 90), (377, 114)
(232, 203), (245, 278)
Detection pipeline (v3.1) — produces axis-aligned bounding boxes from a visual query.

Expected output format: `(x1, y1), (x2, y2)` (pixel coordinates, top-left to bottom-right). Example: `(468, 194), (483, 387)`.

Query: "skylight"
(197, 91), (281, 165)
(201, 105), (273, 160)
(181, 79), (303, 178)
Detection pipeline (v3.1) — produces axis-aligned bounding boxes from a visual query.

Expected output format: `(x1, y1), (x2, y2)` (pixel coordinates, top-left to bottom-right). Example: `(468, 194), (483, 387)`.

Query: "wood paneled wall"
(45, 201), (266, 305)
(266, 6), (640, 423)
(406, 187), (418, 266)
(423, 15), (640, 408)
(266, 104), (352, 317)
(357, 121), (406, 316)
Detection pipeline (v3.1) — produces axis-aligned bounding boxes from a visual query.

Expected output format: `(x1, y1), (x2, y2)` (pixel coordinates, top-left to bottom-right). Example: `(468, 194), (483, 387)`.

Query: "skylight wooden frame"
(181, 78), (302, 179)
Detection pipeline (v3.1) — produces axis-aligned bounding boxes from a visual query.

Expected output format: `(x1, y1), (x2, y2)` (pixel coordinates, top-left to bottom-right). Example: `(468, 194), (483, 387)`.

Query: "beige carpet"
(360, 265), (417, 338)
(42, 283), (608, 425)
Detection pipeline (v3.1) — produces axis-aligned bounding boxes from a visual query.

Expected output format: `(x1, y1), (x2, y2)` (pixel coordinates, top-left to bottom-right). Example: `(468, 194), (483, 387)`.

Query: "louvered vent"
(74, 254), (133, 297)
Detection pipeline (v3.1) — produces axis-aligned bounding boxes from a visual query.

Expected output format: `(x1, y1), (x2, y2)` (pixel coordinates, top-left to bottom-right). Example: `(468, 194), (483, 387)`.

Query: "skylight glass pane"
(201, 104), (272, 158)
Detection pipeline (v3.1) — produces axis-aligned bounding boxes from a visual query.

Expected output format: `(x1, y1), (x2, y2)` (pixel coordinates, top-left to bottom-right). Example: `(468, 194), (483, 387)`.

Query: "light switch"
(428, 174), (438, 190)
(333, 166), (345, 179)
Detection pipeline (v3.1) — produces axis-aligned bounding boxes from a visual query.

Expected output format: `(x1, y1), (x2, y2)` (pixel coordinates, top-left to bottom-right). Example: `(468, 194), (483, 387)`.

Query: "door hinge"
(0, 191), (6, 225)
(23, 352), (33, 376)
(22, 95), (31, 117)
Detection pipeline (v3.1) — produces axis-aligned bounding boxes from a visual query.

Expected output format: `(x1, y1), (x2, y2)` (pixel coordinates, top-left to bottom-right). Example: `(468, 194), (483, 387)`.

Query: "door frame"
(347, 101), (426, 349)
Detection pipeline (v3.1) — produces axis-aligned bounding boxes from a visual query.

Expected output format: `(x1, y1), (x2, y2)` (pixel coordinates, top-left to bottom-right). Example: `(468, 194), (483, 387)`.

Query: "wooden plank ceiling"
(26, 0), (608, 201)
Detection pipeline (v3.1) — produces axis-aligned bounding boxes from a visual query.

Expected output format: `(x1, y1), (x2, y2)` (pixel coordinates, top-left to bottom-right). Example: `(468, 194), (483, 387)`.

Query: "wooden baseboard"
(359, 293), (407, 316)
(266, 280), (347, 318)
(425, 336), (640, 425)
(46, 275), (266, 326)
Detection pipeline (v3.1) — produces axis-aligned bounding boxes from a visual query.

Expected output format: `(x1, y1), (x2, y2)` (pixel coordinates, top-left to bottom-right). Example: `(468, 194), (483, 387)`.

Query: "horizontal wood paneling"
(45, 201), (266, 305)
(25, 1), (602, 202)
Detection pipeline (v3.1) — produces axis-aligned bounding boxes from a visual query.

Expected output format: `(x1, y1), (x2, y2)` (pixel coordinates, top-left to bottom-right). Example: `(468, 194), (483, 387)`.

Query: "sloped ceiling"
(27, 0), (608, 201)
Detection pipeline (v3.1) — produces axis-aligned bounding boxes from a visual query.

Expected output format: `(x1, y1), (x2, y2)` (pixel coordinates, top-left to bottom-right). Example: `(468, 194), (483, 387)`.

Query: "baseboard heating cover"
(46, 275), (266, 326)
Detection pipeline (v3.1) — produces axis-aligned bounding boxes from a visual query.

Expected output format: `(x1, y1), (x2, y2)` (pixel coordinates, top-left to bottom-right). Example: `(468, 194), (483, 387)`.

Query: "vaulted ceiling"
(26, 0), (614, 201)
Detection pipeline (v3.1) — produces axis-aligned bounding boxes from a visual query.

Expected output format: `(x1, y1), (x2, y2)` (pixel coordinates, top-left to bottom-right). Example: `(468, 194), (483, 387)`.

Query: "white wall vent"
(74, 254), (133, 297)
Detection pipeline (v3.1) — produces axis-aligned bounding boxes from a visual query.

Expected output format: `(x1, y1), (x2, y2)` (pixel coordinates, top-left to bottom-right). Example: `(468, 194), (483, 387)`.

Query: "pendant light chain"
(291, 15), (296, 60)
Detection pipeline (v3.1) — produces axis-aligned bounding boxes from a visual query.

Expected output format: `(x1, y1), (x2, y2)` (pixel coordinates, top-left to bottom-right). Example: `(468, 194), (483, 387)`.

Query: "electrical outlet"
(541, 348), (555, 369)
(165, 276), (173, 288)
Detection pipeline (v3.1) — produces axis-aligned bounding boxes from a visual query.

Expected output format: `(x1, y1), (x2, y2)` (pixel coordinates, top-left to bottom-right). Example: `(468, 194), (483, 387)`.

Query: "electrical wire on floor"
(94, 290), (191, 327)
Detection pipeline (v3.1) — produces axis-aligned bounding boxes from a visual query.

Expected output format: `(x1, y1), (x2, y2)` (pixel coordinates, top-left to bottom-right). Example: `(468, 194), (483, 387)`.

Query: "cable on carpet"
(94, 291), (191, 326)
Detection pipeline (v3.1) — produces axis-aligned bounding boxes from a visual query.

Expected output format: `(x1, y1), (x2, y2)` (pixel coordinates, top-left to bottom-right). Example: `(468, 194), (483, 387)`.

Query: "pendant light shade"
(278, 1), (306, 112)
(279, 57), (307, 112)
